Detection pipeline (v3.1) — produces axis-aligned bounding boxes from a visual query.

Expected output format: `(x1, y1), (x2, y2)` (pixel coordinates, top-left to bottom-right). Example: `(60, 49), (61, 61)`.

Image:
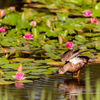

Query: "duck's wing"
(60, 48), (90, 62)
(60, 48), (73, 62)
(67, 49), (90, 61)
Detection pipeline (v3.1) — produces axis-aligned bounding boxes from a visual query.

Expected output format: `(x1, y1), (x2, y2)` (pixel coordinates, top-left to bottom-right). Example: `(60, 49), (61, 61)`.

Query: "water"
(0, 0), (24, 11)
(0, 63), (100, 100)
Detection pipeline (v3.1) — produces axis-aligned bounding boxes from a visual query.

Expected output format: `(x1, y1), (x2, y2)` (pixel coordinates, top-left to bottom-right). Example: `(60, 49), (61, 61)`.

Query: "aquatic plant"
(65, 42), (73, 48)
(23, 33), (33, 40)
(13, 72), (26, 80)
(83, 10), (92, 17)
(30, 21), (37, 27)
(91, 18), (98, 24)
(0, 9), (5, 18)
(0, 27), (5, 33)
(8, 6), (15, 10)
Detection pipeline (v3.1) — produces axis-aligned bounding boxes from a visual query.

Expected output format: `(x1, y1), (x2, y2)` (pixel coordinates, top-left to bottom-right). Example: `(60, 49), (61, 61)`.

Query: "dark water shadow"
(58, 78), (85, 100)
(0, 0), (25, 11)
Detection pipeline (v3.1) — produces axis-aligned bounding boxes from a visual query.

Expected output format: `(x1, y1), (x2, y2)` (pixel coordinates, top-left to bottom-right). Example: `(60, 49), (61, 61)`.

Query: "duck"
(57, 48), (96, 78)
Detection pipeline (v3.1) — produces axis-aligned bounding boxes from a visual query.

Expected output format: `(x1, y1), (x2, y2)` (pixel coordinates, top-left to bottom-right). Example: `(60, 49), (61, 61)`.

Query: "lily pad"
(0, 78), (14, 85)
(15, 80), (33, 83)
(75, 35), (86, 42)
(0, 58), (9, 65)
(1, 63), (21, 68)
(42, 70), (52, 74)
(27, 76), (40, 79)
(96, 45), (100, 50)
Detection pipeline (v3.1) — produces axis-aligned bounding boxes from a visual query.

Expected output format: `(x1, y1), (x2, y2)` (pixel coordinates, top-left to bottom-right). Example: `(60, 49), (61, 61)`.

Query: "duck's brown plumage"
(58, 56), (90, 74)
(58, 48), (96, 75)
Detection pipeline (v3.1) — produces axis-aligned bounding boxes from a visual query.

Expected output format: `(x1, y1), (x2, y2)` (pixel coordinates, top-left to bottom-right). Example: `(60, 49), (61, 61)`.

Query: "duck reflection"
(58, 79), (85, 100)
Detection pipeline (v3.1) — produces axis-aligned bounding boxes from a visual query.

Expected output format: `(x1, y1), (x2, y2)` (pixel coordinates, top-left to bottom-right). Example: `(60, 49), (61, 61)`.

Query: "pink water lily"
(91, 18), (98, 24)
(66, 42), (73, 48)
(0, 27), (5, 33)
(24, 43), (30, 45)
(13, 72), (26, 80)
(15, 82), (24, 88)
(83, 10), (91, 17)
(23, 33), (33, 40)
(30, 21), (36, 27)
(0, 9), (5, 18)
(8, 6), (15, 10)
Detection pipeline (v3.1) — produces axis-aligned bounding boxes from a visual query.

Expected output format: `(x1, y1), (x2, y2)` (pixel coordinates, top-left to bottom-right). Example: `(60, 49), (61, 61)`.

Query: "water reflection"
(58, 79), (85, 100)
(15, 82), (24, 88)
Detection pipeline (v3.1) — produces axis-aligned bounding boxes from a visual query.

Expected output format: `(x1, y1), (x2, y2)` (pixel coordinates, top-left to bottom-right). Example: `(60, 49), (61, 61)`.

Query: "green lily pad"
(29, 72), (43, 75)
(2, 13), (21, 25)
(1, 63), (21, 68)
(96, 45), (100, 50)
(27, 76), (40, 79)
(15, 80), (33, 83)
(0, 58), (9, 65)
(16, 19), (30, 29)
(0, 78), (14, 85)
(42, 70), (52, 74)
(75, 35), (86, 42)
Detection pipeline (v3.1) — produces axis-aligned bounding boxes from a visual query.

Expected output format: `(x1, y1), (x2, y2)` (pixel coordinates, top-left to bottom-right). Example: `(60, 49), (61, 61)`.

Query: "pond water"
(0, 63), (100, 100)
(0, 0), (24, 11)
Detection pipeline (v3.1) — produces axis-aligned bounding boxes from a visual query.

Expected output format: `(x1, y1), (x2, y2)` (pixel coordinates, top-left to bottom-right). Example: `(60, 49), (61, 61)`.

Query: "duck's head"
(57, 68), (65, 74)
(52, 68), (65, 74)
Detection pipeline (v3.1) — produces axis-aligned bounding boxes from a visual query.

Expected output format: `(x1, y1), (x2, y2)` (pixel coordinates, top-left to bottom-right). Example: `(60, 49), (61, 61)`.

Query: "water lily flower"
(24, 43), (30, 45)
(23, 33), (33, 40)
(66, 42), (73, 48)
(30, 21), (36, 27)
(0, 27), (5, 33)
(54, 17), (58, 21)
(8, 6), (15, 10)
(0, 9), (5, 18)
(15, 82), (24, 88)
(83, 10), (91, 17)
(13, 72), (26, 80)
(91, 18), (98, 24)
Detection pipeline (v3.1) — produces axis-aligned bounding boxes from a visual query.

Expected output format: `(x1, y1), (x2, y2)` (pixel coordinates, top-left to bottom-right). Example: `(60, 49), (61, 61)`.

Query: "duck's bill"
(52, 70), (59, 74)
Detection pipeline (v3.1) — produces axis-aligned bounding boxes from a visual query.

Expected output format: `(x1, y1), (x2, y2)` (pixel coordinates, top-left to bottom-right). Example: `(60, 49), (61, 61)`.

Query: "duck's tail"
(88, 57), (97, 62)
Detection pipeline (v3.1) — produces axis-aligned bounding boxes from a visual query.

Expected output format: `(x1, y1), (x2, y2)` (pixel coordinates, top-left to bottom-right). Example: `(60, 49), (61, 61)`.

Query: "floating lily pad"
(15, 80), (33, 83)
(24, 66), (38, 70)
(96, 45), (100, 50)
(2, 13), (21, 25)
(0, 78), (14, 85)
(27, 76), (40, 79)
(1, 63), (21, 68)
(29, 72), (43, 75)
(0, 58), (9, 65)
(42, 70), (52, 74)
(75, 35), (86, 42)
